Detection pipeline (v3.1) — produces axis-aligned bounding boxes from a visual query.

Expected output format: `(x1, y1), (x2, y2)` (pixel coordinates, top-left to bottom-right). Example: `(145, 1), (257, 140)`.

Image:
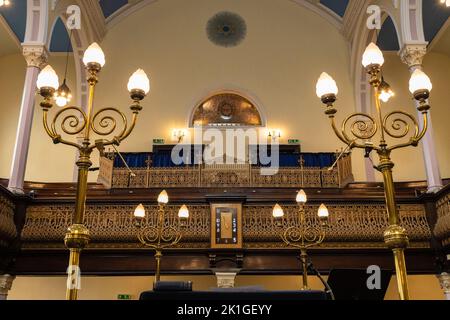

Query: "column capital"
(437, 272), (450, 300)
(22, 44), (49, 69)
(399, 43), (427, 69)
(0, 274), (15, 300)
(215, 272), (238, 288)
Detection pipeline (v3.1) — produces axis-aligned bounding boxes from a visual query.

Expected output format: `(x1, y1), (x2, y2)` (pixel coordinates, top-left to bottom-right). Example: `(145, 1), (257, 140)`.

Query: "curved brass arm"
(388, 111), (429, 152)
(42, 110), (57, 140)
(330, 114), (379, 151)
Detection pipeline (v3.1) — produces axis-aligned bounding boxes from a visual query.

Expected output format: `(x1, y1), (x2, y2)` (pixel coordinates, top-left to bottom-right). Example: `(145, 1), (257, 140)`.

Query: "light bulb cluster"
(134, 190), (190, 221)
(0, 0), (11, 7)
(440, 0), (450, 7)
(272, 190), (329, 223)
(316, 42), (433, 104)
(36, 42), (150, 107)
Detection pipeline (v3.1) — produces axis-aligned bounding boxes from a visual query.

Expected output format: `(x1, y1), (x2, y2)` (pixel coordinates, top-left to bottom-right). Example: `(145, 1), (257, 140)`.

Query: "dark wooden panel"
(12, 248), (436, 276)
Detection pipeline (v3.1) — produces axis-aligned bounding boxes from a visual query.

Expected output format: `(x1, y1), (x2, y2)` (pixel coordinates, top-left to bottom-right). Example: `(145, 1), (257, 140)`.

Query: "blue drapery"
(113, 153), (151, 168)
(301, 153), (336, 168)
(113, 151), (336, 169)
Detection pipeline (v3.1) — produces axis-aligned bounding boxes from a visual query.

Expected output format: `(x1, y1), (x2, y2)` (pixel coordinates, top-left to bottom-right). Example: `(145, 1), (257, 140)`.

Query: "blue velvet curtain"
(113, 153), (151, 168)
(301, 153), (336, 168)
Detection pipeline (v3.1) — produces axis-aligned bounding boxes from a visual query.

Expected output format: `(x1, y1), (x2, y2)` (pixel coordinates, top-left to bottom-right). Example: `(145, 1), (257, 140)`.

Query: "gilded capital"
(437, 272), (450, 294)
(22, 44), (49, 69)
(0, 274), (15, 300)
(399, 44), (427, 68)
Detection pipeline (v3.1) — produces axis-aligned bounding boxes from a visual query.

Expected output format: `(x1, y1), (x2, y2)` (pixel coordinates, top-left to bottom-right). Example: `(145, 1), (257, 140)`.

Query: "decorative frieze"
(0, 194), (17, 248)
(434, 191), (450, 247)
(21, 203), (431, 249)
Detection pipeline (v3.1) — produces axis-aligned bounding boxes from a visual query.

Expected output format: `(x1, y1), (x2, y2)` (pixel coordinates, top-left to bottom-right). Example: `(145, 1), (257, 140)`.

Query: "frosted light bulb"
(296, 190), (307, 204)
(409, 69), (432, 94)
(362, 43), (384, 68)
(37, 65), (59, 90)
(272, 204), (285, 218)
(316, 72), (338, 98)
(178, 205), (189, 219)
(157, 190), (169, 204)
(83, 42), (105, 67)
(127, 69), (150, 94)
(134, 204), (146, 218)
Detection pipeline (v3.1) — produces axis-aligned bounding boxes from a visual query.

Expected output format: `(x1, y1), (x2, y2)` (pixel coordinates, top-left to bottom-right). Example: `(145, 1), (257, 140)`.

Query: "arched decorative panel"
(191, 92), (263, 128)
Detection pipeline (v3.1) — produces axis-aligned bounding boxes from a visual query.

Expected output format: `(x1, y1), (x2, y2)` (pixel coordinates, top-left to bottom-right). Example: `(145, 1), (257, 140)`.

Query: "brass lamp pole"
(134, 191), (189, 283)
(316, 42), (433, 300)
(36, 42), (150, 300)
(273, 190), (329, 290)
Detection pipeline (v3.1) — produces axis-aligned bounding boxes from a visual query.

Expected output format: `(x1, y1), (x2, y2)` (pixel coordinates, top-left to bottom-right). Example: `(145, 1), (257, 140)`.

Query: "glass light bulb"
(296, 190), (307, 203)
(157, 190), (169, 204)
(409, 69), (432, 94)
(318, 204), (329, 219)
(362, 43), (385, 68)
(83, 42), (105, 67)
(134, 204), (146, 218)
(178, 205), (189, 219)
(54, 80), (72, 107)
(316, 72), (338, 98)
(55, 96), (69, 107)
(127, 69), (150, 94)
(37, 65), (59, 90)
(272, 204), (284, 218)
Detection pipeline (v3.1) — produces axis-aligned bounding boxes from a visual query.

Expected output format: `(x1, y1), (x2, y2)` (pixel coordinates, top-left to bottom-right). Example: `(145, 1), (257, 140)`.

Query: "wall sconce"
(268, 129), (282, 141)
(172, 129), (187, 143)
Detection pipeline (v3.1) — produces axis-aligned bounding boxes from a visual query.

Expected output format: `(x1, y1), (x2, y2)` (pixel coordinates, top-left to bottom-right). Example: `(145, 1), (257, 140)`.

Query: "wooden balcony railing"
(98, 153), (354, 189)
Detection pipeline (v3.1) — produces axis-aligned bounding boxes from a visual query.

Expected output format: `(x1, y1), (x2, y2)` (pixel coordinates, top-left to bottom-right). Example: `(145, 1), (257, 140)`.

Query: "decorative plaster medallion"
(206, 11), (247, 47)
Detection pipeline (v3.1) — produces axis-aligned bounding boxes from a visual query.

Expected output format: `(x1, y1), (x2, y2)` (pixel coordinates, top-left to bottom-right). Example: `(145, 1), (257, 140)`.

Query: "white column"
(8, 45), (48, 194)
(437, 273), (450, 300)
(400, 44), (443, 193)
(0, 274), (15, 300)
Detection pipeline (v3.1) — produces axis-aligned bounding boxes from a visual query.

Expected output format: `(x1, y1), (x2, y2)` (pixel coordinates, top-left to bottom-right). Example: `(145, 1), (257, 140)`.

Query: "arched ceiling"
(1, 0), (450, 54)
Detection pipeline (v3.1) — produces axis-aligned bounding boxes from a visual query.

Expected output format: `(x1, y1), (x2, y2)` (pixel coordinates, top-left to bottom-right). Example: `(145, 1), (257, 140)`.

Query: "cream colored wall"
(1, 0), (449, 183)
(422, 52), (450, 180)
(0, 53), (26, 180)
(8, 274), (444, 300)
(90, 0), (361, 179)
(380, 52), (450, 181)
(0, 53), (78, 182)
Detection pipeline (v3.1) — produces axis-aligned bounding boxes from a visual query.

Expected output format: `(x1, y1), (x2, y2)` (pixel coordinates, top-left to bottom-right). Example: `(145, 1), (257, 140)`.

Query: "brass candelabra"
(36, 42), (150, 300)
(273, 190), (329, 290)
(316, 42), (433, 300)
(134, 190), (189, 283)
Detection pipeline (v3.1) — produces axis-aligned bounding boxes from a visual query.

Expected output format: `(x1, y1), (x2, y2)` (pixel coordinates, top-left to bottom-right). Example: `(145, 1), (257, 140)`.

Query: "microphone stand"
(306, 259), (336, 300)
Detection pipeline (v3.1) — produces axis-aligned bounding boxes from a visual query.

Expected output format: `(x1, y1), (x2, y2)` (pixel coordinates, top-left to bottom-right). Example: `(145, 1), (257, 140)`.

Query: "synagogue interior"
(0, 0), (450, 301)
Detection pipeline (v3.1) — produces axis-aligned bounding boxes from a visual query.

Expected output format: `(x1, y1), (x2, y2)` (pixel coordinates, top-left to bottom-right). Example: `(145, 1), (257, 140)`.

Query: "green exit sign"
(153, 139), (165, 145)
(117, 294), (132, 300)
(288, 139), (300, 144)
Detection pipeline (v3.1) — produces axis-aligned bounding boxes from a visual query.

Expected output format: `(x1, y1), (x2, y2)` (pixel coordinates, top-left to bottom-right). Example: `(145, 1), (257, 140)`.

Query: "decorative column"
(400, 44), (443, 193)
(215, 271), (238, 288)
(8, 45), (48, 194)
(0, 274), (15, 300)
(437, 273), (450, 300)
(8, 0), (49, 194)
